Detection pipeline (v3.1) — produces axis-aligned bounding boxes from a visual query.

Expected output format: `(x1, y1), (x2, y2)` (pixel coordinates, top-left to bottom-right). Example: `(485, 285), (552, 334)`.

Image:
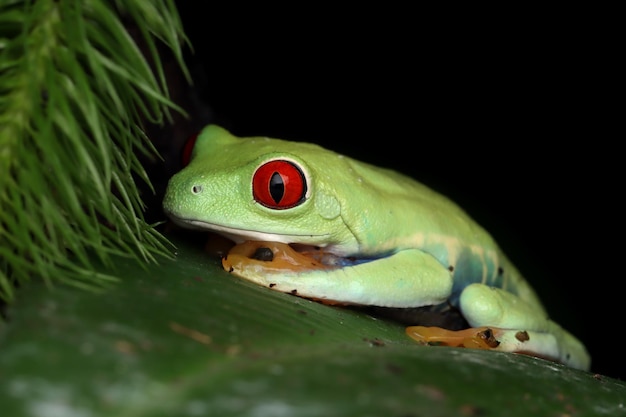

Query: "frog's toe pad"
(406, 326), (502, 350)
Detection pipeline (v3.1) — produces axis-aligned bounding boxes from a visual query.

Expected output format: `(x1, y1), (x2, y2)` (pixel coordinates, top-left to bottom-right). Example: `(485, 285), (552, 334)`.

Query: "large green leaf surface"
(1, 235), (625, 416)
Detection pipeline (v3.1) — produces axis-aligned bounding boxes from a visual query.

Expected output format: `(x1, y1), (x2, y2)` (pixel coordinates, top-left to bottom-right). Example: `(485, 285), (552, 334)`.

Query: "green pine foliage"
(0, 0), (189, 301)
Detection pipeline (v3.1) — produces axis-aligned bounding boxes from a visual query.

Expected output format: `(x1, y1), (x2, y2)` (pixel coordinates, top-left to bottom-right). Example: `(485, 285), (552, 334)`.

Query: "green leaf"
(1, 235), (624, 416)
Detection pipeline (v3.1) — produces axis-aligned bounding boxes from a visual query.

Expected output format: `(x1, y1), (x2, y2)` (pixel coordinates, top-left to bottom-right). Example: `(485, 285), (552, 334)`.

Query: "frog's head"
(163, 125), (359, 255)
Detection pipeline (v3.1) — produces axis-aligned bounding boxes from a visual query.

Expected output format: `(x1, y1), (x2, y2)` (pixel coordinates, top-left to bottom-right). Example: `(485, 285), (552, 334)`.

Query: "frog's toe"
(405, 326), (501, 349)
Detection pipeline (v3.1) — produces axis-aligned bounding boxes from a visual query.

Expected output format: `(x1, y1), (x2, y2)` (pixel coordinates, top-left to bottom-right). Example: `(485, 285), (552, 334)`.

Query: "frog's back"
(335, 156), (546, 314)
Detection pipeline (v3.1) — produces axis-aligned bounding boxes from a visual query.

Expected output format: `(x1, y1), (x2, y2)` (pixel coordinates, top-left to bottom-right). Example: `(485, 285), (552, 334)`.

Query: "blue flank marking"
(447, 247), (507, 307)
(326, 253), (388, 267)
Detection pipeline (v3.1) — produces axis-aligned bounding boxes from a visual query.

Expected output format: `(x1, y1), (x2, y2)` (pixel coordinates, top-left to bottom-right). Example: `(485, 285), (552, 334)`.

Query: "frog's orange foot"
(222, 240), (335, 274)
(406, 326), (503, 350)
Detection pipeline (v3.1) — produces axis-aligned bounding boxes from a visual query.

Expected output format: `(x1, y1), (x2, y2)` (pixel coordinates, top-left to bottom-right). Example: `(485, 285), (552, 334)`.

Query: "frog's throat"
(170, 216), (332, 246)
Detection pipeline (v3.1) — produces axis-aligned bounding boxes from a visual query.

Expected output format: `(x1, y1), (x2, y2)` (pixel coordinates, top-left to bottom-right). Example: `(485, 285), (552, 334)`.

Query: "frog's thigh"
(459, 283), (590, 370)
(346, 248), (454, 308)
(267, 248), (453, 308)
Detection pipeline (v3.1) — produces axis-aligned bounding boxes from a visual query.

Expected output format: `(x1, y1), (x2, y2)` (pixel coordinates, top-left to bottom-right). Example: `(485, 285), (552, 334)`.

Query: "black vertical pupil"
(269, 172), (285, 203)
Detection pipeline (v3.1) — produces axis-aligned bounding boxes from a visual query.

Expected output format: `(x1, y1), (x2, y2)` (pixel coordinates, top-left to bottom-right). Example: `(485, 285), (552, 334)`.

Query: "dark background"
(159, 5), (621, 380)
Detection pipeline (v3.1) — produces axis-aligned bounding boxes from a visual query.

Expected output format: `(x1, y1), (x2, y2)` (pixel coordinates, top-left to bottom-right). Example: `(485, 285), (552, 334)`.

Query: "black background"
(163, 5), (621, 380)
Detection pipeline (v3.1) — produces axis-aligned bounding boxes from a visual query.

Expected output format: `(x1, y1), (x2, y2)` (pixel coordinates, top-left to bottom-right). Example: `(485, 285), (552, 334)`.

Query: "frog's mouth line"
(169, 215), (332, 246)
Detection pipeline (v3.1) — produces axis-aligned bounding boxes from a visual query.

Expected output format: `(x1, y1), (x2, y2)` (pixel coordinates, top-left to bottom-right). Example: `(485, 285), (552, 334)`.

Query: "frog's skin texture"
(163, 125), (590, 371)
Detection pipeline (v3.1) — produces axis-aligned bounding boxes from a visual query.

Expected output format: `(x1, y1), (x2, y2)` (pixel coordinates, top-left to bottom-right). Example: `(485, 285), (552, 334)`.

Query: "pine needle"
(0, 0), (189, 301)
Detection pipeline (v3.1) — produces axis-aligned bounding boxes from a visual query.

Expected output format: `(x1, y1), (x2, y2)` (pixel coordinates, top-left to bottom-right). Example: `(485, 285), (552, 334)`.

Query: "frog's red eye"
(253, 160), (307, 209)
(181, 133), (199, 166)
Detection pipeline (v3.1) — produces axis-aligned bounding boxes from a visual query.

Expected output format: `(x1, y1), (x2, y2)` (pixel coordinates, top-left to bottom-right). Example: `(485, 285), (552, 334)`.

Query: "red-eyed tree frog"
(163, 125), (590, 371)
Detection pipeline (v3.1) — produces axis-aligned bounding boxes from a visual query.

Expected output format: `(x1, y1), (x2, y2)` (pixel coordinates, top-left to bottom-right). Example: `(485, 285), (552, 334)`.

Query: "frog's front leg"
(224, 245), (454, 308)
(407, 283), (591, 370)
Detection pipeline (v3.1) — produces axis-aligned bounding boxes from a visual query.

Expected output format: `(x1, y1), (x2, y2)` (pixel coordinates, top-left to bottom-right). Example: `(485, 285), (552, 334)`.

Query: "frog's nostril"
(191, 185), (203, 194)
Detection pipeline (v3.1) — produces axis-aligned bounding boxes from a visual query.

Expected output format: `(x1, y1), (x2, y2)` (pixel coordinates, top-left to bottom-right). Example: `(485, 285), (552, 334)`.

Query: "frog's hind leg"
(407, 283), (590, 371)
